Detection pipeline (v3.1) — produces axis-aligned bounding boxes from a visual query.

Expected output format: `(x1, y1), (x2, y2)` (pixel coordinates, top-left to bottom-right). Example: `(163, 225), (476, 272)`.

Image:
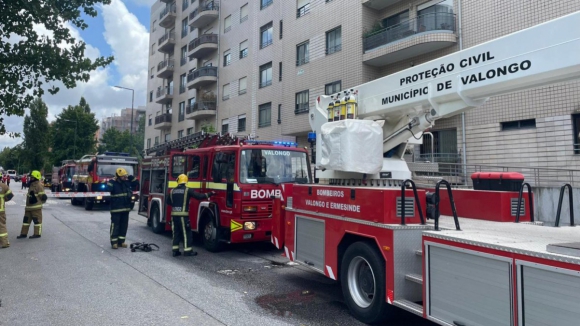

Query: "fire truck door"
(210, 151), (237, 220)
(188, 155), (202, 229)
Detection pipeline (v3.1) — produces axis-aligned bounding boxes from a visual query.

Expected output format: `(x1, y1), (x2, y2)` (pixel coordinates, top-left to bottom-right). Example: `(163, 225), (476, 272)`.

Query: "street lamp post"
(114, 85), (135, 155)
(63, 119), (78, 159)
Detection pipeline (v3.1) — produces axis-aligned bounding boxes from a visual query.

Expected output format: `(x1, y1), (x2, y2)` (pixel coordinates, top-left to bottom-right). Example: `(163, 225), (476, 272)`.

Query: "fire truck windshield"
(240, 149), (310, 184)
(97, 164), (135, 177)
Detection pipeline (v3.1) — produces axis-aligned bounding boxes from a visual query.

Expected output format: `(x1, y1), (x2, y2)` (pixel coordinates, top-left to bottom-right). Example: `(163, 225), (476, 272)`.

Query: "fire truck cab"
(139, 132), (311, 252)
(54, 160), (76, 192)
(72, 152), (140, 211)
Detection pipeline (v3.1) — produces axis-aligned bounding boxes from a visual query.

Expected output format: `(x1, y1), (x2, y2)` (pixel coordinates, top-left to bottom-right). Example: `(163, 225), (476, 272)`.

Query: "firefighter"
(0, 181), (14, 248)
(167, 174), (215, 257)
(107, 168), (138, 249)
(17, 170), (47, 239)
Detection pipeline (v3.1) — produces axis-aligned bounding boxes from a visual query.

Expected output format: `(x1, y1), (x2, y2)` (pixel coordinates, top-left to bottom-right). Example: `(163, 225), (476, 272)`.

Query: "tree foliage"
(0, 0), (113, 135)
(22, 97), (51, 170)
(51, 97), (99, 164)
(98, 114), (146, 158)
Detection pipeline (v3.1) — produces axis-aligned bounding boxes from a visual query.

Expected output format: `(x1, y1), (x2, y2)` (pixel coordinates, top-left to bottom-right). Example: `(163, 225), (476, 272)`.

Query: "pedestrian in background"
(17, 170), (47, 239)
(107, 168), (138, 249)
(0, 181), (14, 248)
(21, 174), (27, 190)
(167, 174), (215, 257)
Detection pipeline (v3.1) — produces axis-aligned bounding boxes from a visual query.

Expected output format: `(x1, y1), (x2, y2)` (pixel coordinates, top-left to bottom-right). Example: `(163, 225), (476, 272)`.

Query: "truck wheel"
(202, 216), (223, 252)
(84, 198), (93, 211)
(340, 241), (390, 324)
(151, 204), (164, 234)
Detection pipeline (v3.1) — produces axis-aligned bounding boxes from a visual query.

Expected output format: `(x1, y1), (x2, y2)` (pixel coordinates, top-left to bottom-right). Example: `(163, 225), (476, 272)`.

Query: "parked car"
(43, 177), (52, 188)
(15, 175), (21, 182)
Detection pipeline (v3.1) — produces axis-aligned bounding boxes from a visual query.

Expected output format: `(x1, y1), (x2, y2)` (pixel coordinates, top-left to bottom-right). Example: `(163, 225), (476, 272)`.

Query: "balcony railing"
(186, 101), (217, 114)
(186, 66), (218, 82)
(363, 12), (456, 52)
(158, 31), (175, 45)
(326, 44), (342, 55)
(156, 86), (174, 98)
(159, 2), (176, 20)
(259, 79), (272, 88)
(155, 113), (172, 124)
(188, 34), (218, 52)
(189, 1), (219, 20)
(295, 103), (309, 114)
(157, 59), (175, 72)
(296, 3), (310, 18)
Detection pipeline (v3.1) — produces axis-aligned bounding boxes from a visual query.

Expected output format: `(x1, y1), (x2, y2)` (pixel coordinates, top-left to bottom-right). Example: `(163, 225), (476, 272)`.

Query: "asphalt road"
(0, 184), (435, 326)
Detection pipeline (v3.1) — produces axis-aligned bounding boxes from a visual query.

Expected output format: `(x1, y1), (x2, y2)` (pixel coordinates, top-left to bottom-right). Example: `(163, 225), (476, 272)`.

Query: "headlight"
(131, 196), (135, 200)
(243, 222), (256, 230)
(96, 196), (103, 200)
(243, 206), (257, 212)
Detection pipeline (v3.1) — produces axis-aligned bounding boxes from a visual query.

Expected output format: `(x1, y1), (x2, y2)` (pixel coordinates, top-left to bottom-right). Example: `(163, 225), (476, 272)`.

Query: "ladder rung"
(405, 273), (423, 285)
(393, 299), (423, 317)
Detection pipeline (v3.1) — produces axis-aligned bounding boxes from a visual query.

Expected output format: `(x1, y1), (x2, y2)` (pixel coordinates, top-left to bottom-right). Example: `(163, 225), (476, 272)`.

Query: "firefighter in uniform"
(17, 170), (47, 239)
(107, 168), (138, 249)
(167, 174), (215, 257)
(0, 181), (14, 248)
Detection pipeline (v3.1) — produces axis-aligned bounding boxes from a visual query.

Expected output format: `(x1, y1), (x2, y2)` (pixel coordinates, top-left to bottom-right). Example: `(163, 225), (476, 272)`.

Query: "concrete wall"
(533, 186), (580, 227)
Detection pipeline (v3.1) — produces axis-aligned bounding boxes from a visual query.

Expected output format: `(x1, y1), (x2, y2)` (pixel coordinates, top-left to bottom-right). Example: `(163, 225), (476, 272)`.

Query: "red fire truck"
(72, 152), (140, 210)
(51, 159), (76, 193)
(271, 13), (580, 325)
(138, 132), (311, 252)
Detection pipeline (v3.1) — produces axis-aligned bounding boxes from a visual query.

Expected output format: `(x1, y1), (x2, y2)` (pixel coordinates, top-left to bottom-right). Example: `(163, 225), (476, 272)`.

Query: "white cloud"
(2, 0), (149, 146)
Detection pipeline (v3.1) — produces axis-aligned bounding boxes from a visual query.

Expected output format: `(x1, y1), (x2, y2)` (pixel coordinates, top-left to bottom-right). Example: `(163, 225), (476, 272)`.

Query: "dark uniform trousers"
(171, 214), (194, 253)
(110, 210), (130, 246)
(21, 210), (43, 237)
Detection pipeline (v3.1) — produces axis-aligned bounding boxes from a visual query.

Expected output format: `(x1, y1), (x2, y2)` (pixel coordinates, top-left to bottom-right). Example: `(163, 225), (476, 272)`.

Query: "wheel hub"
(204, 222), (214, 240)
(347, 256), (376, 308)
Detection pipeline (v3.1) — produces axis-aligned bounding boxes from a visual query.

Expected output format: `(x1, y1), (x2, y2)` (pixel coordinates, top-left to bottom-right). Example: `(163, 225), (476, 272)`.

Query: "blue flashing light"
(245, 140), (298, 147)
(307, 132), (316, 143)
(100, 184), (106, 189)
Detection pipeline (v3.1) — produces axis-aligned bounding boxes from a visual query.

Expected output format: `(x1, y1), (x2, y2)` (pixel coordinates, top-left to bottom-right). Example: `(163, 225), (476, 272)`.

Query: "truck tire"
(150, 204), (164, 234)
(202, 216), (223, 252)
(340, 241), (391, 324)
(84, 198), (93, 211)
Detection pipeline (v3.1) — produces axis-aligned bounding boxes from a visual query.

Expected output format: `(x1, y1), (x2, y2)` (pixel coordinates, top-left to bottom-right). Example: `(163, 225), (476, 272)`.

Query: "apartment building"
(145, 0), (580, 169)
(100, 107), (146, 139)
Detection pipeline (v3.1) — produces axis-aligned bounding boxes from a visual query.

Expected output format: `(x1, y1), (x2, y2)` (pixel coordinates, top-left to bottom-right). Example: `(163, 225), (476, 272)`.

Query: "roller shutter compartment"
(295, 216), (325, 272)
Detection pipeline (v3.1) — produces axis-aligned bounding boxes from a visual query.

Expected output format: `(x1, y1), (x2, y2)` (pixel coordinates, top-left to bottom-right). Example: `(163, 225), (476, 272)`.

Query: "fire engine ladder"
(145, 131), (242, 156)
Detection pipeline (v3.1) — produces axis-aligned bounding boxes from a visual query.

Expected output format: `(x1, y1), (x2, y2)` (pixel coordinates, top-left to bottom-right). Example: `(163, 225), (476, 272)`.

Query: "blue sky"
(1, 0), (153, 148)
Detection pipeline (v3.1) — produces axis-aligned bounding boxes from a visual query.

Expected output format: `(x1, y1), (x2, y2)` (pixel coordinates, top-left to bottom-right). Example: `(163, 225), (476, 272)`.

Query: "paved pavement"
(0, 184), (435, 326)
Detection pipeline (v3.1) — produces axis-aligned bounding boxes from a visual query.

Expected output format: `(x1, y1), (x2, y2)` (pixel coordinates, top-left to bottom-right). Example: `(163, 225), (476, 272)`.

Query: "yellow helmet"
(177, 174), (188, 184)
(31, 170), (42, 180)
(116, 168), (128, 177)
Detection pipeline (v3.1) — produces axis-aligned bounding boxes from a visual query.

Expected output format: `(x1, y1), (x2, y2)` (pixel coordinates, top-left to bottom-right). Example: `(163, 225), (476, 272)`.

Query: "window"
(277, 104), (281, 124)
(150, 67), (154, 79)
(279, 62), (282, 81)
(259, 62), (272, 88)
(325, 80), (341, 95)
(295, 90), (309, 114)
(240, 4), (248, 23)
(188, 156), (200, 179)
(181, 18), (188, 38)
(180, 46), (187, 66)
(178, 102), (185, 122)
(224, 15), (232, 33)
(260, 22), (273, 49)
(182, 0), (188, 11)
(187, 127), (194, 135)
(261, 0), (273, 10)
(151, 43), (155, 55)
(326, 26), (342, 54)
(297, 0), (310, 18)
(501, 119), (536, 131)
(417, 0), (454, 32)
(279, 20), (283, 39)
(172, 155), (186, 178)
(179, 74), (186, 93)
(148, 114), (152, 126)
(154, 136), (159, 145)
(152, 20), (157, 32)
(211, 151), (236, 185)
(296, 41), (309, 66)
(147, 138), (151, 149)
(383, 10), (409, 28)
(239, 77), (247, 95)
(259, 102), (271, 128)
(239, 40), (248, 59)
(222, 83), (230, 101)
(222, 119), (229, 133)
(188, 97), (195, 108)
(223, 49), (231, 66)
(238, 114), (246, 132)
(165, 133), (171, 143)
(149, 91), (153, 102)
(178, 130), (184, 138)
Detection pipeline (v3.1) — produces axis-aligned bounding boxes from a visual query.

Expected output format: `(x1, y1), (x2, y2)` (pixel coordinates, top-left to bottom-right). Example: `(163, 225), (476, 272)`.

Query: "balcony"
(186, 101), (217, 119)
(158, 31), (176, 53)
(363, 13), (457, 67)
(159, 0), (172, 3)
(156, 59), (175, 78)
(155, 86), (174, 104)
(188, 34), (218, 59)
(159, 2), (177, 28)
(187, 66), (218, 89)
(361, 0), (403, 10)
(189, 2), (219, 29)
(154, 113), (172, 130)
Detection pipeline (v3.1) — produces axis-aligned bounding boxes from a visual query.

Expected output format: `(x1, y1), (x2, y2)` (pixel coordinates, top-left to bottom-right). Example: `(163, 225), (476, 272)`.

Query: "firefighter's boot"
(0, 236), (9, 248)
(29, 235), (41, 239)
(172, 251), (182, 257)
(17, 234), (27, 239)
(184, 251), (198, 257)
(112, 244), (118, 249)
(120, 243), (128, 248)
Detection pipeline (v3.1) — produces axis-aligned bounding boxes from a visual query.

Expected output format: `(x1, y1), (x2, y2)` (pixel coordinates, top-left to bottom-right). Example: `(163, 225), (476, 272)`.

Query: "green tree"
(22, 98), (50, 170)
(0, 0), (113, 136)
(99, 115), (145, 158)
(51, 97), (99, 164)
(201, 124), (216, 133)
